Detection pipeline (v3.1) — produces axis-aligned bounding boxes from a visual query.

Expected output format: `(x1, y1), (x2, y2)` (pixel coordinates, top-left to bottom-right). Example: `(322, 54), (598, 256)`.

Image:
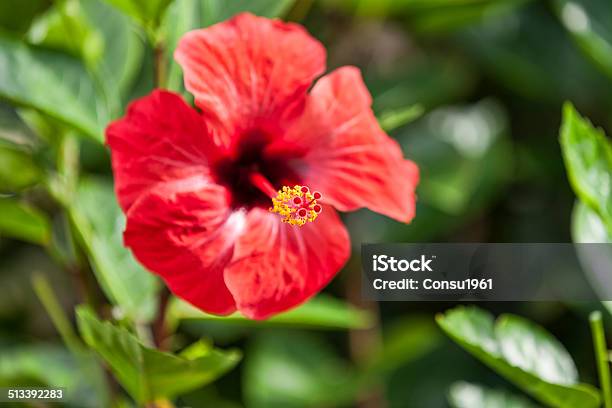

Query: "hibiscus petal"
(124, 177), (245, 315)
(224, 206), (350, 319)
(106, 90), (215, 212)
(285, 66), (419, 223)
(174, 12), (326, 146)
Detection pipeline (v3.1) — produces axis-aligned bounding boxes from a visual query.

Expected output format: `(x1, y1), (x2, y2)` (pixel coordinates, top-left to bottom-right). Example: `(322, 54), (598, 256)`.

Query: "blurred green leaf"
(77, 307), (241, 403)
(200, 0), (295, 26)
(102, 0), (174, 31)
(69, 178), (159, 323)
(554, 0), (612, 81)
(82, 0), (145, 112)
(437, 306), (601, 408)
(367, 315), (441, 374)
(459, 3), (612, 106)
(27, 0), (104, 64)
(0, 344), (110, 408)
(244, 331), (359, 408)
(0, 35), (108, 142)
(378, 104), (424, 132)
(170, 294), (372, 330)
(0, 145), (41, 192)
(560, 103), (612, 234)
(449, 381), (541, 408)
(0, 0), (49, 34)
(0, 198), (50, 244)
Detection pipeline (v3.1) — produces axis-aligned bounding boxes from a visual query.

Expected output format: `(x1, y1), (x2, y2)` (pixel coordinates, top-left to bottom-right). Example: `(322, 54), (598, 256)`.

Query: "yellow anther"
(270, 185), (322, 226)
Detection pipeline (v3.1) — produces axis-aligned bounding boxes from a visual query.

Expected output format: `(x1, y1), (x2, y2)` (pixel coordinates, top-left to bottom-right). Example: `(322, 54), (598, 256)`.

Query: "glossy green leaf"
(560, 103), (612, 234)
(244, 332), (359, 408)
(572, 200), (612, 243)
(76, 307), (241, 403)
(554, 0), (612, 81)
(449, 381), (541, 408)
(69, 178), (159, 323)
(103, 0), (174, 30)
(170, 294), (372, 330)
(0, 145), (40, 192)
(0, 36), (108, 142)
(437, 306), (601, 408)
(0, 198), (50, 244)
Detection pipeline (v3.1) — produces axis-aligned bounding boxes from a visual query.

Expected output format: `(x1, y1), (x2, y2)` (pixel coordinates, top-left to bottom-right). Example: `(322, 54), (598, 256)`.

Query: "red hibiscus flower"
(105, 13), (419, 319)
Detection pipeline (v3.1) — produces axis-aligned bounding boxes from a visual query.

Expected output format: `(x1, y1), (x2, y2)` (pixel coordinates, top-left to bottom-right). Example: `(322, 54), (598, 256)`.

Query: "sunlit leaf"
(449, 381), (541, 408)
(560, 102), (612, 234)
(27, 0), (104, 64)
(437, 306), (601, 408)
(69, 178), (159, 323)
(77, 307), (241, 403)
(0, 35), (108, 142)
(0, 198), (49, 244)
(170, 294), (372, 330)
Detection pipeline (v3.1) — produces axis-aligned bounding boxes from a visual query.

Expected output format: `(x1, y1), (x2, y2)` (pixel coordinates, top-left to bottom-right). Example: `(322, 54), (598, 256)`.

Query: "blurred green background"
(1, 0), (612, 407)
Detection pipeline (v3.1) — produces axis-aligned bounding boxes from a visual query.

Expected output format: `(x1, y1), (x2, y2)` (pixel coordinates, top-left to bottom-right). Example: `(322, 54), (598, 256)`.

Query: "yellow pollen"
(269, 185), (322, 226)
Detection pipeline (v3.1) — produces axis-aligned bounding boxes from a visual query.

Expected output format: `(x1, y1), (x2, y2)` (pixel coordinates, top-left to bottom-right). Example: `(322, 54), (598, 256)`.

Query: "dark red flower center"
(212, 129), (303, 209)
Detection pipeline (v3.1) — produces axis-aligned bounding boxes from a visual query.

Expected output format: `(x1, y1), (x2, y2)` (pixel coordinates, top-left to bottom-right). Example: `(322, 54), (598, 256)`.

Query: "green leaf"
(69, 178), (159, 323)
(437, 306), (601, 408)
(0, 344), (110, 408)
(367, 315), (441, 374)
(244, 332), (359, 408)
(572, 200), (612, 243)
(26, 0), (104, 64)
(76, 307), (241, 403)
(449, 381), (541, 408)
(200, 0), (296, 26)
(378, 104), (424, 132)
(0, 35), (108, 142)
(0, 0), (49, 34)
(82, 0), (145, 110)
(170, 294), (372, 330)
(554, 0), (612, 81)
(103, 0), (174, 30)
(560, 102), (612, 234)
(0, 145), (41, 192)
(0, 198), (50, 244)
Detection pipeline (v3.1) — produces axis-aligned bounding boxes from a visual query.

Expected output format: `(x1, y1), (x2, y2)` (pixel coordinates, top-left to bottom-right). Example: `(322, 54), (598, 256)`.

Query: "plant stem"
(153, 43), (167, 88)
(152, 287), (171, 351)
(590, 311), (612, 408)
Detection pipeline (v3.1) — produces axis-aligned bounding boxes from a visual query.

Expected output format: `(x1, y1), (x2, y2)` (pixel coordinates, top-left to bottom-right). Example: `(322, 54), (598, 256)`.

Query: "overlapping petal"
(106, 90), (216, 212)
(175, 12), (326, 147)
(224, 206), (350, 319)
(282, 66), (419, 222)
(124, 177), (244, 315)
